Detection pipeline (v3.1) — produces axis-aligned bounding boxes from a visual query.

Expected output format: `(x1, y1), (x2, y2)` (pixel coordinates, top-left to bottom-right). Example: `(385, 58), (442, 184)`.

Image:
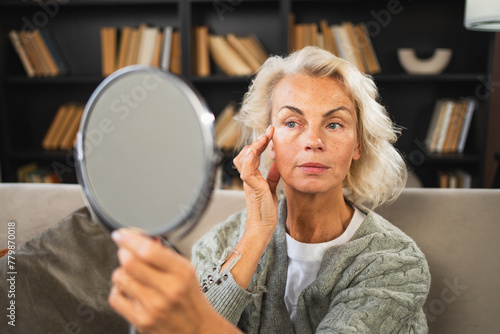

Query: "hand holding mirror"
(75, 66), (217, 332)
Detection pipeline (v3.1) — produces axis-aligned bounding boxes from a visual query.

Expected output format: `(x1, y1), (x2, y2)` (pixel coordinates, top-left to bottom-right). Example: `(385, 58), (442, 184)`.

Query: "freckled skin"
(268, 74), (361, 196)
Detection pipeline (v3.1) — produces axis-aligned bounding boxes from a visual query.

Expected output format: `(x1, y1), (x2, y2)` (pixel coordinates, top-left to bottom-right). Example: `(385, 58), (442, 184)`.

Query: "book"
(19, 30), (48, 76)
(215, 101), (240, 150)
(17, 162), (38, 183)
(447, 100), (467, 153)
(39, 29), (69, 75)
(30, 30), (57, 76)
(193, 26), (211, 76)
(308, 23), (318, 48)
(432, 99), (455, 153)
(137, 24), (159, 65)
(319, 20), (338, 56)
(100, 27), (117, 76)
(288, 15), (381, 74)
(151, 30), (164, 68)
(104, 23), (175, 71)
(42, 103), (69, 150)
(343, 21), (367, 73)
(226, 33), (261, 72)
(8, 30), (36, 77)
(441, 101), (461, 153)
(217, 117), (240, 150)
(331, 25), (348, 63)
(209, 35), (253, 76)
(42, 102), (81, 150)
(170, 30), (181, 74)
(438, 169), (472, 188)
(425, 97), (477, 154)
(456, 98), (477, 154)
(117, 26), (133, 69)
(160, 26), (173, 72)
(293, 23), (303, 51)
(17, 162), (60, 183)
(425, 99), (444, 152)
(316, 32), (325, 50)
(455, 168), (472, 188)
(215, 101), (237, 139)
(246, 34), (268, 64)
(125, 27), (140, 67)
(355, 23), (381, 74)
(288, 13), (296, 53)
(52, 103), (76, 150)
(60, 103), (84, 150)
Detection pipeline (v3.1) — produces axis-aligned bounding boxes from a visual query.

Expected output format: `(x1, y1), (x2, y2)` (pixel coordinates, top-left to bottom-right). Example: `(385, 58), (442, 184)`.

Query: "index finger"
(111, 229), (190, 272)
(248, 125), (274, 158)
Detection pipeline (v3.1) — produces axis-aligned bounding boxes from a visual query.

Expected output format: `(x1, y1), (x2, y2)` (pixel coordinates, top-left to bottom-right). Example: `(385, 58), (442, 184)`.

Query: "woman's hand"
(220, 126), (280, 290)
(233, 125), (281, 235)
(108, 229), (242, 334)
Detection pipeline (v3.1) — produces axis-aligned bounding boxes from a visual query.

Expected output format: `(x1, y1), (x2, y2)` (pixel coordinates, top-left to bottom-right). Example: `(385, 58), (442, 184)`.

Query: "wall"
(485, 32), (500, 187)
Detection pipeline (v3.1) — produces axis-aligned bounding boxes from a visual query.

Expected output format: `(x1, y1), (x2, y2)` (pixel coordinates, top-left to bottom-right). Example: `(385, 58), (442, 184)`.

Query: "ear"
(352, 140), (361, 161)
(268, 139), (276, 160)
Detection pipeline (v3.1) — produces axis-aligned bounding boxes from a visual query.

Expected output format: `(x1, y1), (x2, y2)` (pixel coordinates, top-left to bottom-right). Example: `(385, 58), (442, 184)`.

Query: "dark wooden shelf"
(373, 73), (489, 83)
(190, 75), (253, 84)
(423, 153), (481, 164)
(0, 0), (494, 186)
(5, 75), (104, 85)
(10, 149), (74, 161)
(0, 0), (177, 7)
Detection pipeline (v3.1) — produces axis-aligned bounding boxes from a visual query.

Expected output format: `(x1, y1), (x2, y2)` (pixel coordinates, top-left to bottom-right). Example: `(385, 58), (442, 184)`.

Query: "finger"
(233, 145), (250, 173)
(233, 126), (274, 173)
(115, 247), (162, 287)
(247, 125), (274, 159)
(108, 285), (140, 324)
(239, 149), (266, 190)
(111, 266), (153, 301)
(266, 161), (281, 194)
(109, 285), (156, 332)
(239, 128), (274, 177)
(111, 229), (191, 272)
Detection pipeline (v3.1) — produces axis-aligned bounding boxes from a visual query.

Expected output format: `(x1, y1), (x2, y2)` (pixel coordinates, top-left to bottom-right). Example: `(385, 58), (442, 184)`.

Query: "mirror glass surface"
(77, 66), (214, 236)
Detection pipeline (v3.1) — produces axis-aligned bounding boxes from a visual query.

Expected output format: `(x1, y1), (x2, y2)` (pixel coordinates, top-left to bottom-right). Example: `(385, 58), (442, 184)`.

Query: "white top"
(284, 207), (366, 323)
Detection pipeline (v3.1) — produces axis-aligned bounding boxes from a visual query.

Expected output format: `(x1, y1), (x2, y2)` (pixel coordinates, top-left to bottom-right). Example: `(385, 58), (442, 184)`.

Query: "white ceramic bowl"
(397, 48), (452, 75)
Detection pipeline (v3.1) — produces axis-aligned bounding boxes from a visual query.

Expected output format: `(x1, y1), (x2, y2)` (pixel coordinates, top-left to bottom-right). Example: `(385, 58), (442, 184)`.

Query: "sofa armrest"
(0, 183), (85, 248)
(0, 183), (246, 258)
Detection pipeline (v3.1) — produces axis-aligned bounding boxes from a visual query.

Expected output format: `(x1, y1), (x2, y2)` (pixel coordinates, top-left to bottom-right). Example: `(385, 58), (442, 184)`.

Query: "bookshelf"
(0, 0), (495, 188)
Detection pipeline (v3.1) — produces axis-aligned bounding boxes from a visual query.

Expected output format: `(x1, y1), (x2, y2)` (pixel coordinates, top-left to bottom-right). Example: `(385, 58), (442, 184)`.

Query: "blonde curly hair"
(234, 46), (407, 209)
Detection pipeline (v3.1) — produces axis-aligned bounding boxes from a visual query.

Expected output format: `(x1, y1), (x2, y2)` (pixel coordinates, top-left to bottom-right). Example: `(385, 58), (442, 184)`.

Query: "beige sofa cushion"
(1, 183), (499, 333)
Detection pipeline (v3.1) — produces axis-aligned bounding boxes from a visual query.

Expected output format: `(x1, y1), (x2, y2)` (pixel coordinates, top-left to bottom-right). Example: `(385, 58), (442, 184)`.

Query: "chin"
(284, 179), (340, 196)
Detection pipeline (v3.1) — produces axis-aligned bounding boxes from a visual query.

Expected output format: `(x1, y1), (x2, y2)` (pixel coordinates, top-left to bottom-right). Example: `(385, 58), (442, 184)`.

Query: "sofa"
(1, 183), (499, 333)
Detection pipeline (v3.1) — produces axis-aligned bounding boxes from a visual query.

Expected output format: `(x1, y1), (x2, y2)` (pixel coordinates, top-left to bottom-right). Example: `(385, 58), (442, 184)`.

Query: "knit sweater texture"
(192, 198), (431, 333)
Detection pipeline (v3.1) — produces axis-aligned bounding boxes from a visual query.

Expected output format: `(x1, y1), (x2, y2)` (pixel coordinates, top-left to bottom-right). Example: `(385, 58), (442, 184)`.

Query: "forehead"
(272, 74), (353, 112)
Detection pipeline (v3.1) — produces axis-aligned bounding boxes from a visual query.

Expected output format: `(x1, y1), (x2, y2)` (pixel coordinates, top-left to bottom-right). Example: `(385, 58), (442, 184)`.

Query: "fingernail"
(118, 248), (131, 263)
(111, 228), (144, 243)
(266, 125), (272, 135)
(111, 230), (122, 242)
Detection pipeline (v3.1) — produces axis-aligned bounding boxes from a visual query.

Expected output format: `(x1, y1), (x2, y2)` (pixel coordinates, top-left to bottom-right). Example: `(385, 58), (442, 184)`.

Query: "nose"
(304, 127), (325, 151)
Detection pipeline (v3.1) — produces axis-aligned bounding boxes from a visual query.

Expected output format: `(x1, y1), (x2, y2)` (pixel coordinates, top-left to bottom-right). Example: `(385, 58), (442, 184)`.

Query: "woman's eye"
(327, 122), (342, 130)
(285, 121), (297, 128)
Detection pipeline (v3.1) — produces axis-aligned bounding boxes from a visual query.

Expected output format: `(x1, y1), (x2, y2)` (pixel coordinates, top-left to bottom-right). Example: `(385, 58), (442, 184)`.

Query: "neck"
(284, 186), (354, 243)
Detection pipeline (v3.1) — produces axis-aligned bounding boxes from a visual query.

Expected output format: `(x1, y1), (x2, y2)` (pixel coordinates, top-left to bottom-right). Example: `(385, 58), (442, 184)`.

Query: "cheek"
(271, 128), (294, 156)
(270, 130), (297, 169)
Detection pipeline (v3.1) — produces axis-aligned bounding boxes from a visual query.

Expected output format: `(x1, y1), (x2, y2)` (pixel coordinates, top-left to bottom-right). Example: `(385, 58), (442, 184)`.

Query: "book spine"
(8, 30), (36, 77)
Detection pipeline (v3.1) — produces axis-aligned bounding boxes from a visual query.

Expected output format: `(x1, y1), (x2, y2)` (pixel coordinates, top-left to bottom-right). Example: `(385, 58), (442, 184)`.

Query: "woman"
(109, 46), (430, 333)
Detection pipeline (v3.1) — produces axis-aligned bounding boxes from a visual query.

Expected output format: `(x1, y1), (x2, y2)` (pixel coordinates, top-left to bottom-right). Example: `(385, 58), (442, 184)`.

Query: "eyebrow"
(279, 105), (353, 118)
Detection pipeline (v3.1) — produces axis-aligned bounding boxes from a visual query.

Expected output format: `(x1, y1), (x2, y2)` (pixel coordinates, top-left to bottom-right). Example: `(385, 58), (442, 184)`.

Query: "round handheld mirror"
(76, 65), (216, 243)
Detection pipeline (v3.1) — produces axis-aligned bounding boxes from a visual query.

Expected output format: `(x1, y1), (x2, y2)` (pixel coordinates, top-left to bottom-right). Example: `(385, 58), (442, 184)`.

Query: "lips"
(297, 162), (330, 174)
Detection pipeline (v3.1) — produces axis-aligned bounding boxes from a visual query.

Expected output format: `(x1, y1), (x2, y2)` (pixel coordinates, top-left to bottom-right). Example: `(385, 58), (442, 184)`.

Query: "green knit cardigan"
(192, 198), (431, 334)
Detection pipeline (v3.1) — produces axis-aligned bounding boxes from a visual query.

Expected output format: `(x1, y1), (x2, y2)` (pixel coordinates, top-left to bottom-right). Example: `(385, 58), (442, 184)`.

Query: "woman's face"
(269, 74), (361, 195)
